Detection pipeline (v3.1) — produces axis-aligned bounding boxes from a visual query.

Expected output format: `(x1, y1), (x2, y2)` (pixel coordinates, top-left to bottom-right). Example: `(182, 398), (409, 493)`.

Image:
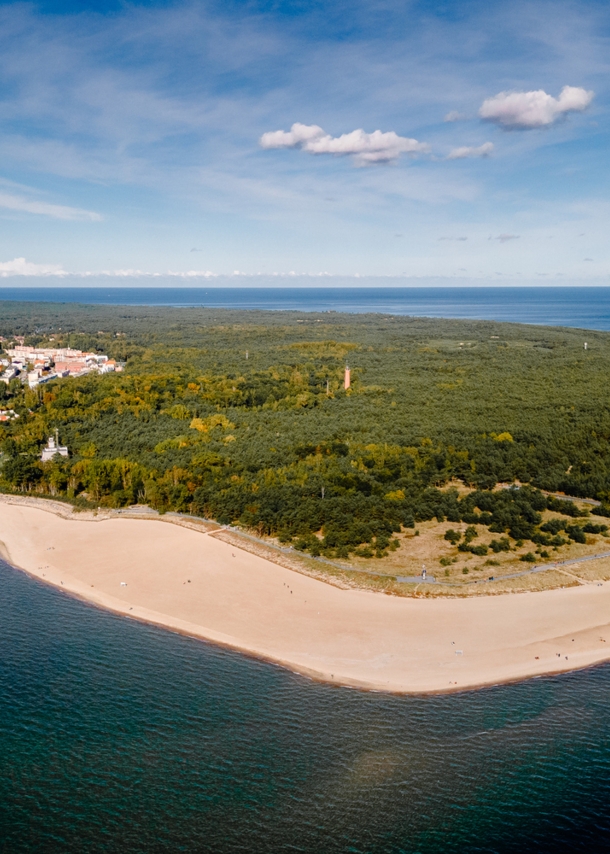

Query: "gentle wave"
(1, 561), (609, 852)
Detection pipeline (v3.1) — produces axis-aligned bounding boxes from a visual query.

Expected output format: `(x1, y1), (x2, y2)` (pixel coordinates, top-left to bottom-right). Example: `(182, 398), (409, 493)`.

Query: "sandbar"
(1, 498), (610, 693)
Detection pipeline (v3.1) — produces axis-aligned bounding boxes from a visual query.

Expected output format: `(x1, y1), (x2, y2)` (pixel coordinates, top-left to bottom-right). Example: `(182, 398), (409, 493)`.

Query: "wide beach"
(1, 497), (610, 693)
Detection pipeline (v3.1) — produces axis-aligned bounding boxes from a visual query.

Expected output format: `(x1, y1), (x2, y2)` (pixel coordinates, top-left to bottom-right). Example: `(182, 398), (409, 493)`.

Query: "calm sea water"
(2, 286), (610, 851)
(1, 561), (609, 853)
(2, 285), (610, 330)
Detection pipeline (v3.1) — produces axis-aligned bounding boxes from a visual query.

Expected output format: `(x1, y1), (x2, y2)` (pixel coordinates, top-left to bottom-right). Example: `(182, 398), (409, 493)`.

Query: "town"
(0, 343), (122, 388)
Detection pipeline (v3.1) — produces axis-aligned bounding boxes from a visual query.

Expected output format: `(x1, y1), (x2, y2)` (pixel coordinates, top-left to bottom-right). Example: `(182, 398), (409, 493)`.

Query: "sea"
(1, 286), (610, 852)
(1, 284), (610, 330)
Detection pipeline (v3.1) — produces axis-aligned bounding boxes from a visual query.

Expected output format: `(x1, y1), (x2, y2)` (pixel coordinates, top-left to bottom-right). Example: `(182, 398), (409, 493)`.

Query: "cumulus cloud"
(260, 122), (430, 164)
(0, 192), (101, 221)
(447, 142), (494, 160)
(0, 257), (65, 276)
(260, 123), (325, 149)
(479, 86), (593, 129)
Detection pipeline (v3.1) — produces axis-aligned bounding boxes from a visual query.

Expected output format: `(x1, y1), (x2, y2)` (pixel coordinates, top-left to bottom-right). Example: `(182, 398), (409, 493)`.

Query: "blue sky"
(0, 0), (608, 283)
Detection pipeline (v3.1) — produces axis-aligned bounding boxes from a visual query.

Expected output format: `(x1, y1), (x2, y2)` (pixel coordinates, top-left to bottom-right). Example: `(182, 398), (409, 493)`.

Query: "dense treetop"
(1, 300), (609, 560)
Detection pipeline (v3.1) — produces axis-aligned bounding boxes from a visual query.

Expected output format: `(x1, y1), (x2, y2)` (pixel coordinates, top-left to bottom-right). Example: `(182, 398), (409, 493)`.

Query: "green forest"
(1, 299), (610, 561)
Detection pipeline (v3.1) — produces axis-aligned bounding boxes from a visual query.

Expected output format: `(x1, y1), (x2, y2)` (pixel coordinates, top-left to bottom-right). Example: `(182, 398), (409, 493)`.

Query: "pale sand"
(1, 499), (610, 693)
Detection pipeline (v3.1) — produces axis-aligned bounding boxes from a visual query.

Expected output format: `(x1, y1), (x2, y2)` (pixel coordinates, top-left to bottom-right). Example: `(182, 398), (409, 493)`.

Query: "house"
(28, 370), (42, 388)
(4, 343), (117, 385)
(1, 366), (20, 384)
(41, 433), (69, 462)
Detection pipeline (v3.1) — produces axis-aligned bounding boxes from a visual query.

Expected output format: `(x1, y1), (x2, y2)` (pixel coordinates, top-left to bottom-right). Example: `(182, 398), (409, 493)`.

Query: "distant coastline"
(2, 285), (610, 330)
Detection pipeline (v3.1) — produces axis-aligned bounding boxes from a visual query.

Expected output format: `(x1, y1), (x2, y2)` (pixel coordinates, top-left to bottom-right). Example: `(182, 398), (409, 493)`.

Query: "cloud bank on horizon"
(0, 0), (606, 281)
(0, 257), (65, 277)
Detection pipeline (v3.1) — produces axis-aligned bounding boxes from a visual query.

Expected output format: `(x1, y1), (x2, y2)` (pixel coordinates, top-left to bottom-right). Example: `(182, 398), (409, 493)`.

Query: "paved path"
(401, 550), (610, 587)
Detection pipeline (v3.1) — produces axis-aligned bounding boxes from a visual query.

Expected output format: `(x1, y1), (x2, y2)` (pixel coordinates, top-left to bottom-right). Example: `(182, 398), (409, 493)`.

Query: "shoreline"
(2, 495), (610, 694)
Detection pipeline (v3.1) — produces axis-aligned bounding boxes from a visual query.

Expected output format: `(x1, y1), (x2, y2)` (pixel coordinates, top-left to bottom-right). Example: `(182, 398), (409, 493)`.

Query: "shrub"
(464, 525), (478, 543)
(540, 519), (565, 534)
(490, 536), (511, 552)
(470, 544), (488, 556)
(520, 552), (537, 563)
(582, 522), (608, 534)
(546, 496), (588, 517)
(566, 525), (586, 544)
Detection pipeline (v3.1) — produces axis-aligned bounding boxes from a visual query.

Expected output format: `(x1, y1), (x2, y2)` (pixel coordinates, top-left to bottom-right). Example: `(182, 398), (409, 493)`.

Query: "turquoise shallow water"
(1, 560), (609, 853)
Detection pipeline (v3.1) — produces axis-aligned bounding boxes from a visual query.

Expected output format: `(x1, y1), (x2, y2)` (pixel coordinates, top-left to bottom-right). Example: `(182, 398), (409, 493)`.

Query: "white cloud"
(444, 111), (467, 122)
(490, 234), (520, 243)
(78, 269), (218, 278)
(479, 86), (593, 129)
(447, 142), (494, 160)
(165, 270), (219, 278)
(259, 123), (326, 149)
(0, 257), (66, 276)
(0, 192), (101, 221)
(260, 122), (430, 164)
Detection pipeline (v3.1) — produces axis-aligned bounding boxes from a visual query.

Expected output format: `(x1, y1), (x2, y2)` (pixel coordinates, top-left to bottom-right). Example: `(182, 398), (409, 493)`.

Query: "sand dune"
(1, 498), (610, 693)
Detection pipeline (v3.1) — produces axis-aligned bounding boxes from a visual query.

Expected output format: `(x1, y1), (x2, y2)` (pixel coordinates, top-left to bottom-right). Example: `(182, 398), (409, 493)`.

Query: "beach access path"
(1, 497), (610, 694)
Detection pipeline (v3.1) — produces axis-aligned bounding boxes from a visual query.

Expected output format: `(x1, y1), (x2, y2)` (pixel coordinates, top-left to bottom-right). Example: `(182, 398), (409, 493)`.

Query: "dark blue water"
(2, 286), (610, 330)
(1, 560), (609, 853)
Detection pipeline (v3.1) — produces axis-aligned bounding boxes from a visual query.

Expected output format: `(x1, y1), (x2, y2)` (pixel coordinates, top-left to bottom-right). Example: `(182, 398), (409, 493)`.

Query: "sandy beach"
(1, 497), (610, 693)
